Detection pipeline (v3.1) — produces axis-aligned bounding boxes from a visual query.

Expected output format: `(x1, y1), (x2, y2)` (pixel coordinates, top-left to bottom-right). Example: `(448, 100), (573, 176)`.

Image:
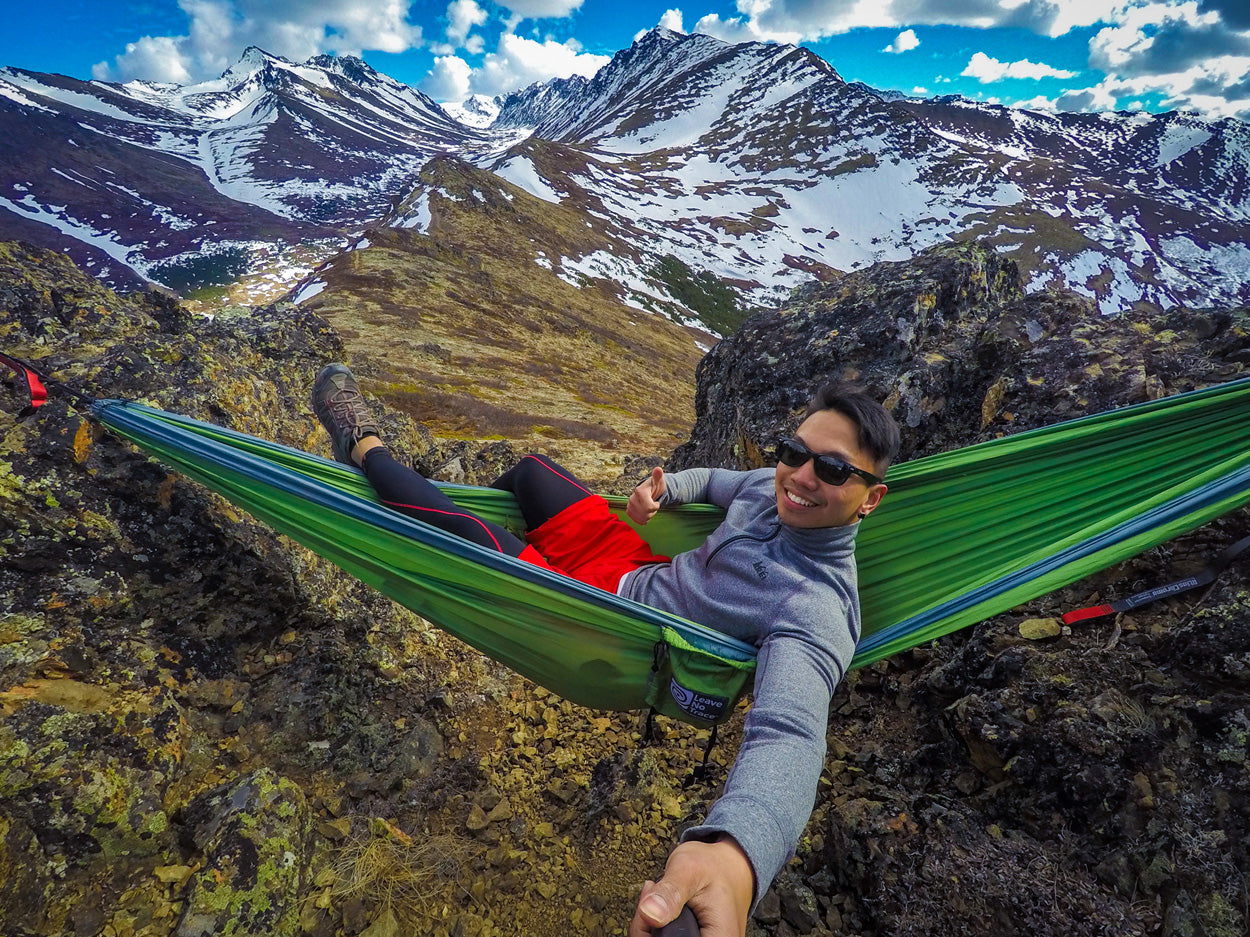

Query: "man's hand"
(629, 836), (754, 937)
(627, 466), (666, 525)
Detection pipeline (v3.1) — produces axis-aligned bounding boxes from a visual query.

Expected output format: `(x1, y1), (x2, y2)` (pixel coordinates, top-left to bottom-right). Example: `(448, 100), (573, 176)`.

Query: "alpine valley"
(1, 27), (1248, 317)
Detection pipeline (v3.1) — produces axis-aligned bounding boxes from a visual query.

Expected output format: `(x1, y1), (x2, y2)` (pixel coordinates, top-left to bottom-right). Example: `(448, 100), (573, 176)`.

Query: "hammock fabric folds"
(90, 376), (1250, 725)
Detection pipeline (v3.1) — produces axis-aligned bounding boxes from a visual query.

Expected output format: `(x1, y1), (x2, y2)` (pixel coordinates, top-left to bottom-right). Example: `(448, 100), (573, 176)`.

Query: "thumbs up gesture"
(627, 466), (666, 525)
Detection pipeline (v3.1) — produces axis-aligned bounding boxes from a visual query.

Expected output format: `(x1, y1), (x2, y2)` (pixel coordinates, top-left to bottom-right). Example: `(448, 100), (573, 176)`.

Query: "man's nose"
(793, 459), (820, 486)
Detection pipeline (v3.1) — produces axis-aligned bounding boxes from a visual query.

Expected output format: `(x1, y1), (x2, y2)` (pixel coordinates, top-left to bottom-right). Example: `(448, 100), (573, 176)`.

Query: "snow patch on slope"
(496, 156), (562, 203)
(0, 194), (148, 277)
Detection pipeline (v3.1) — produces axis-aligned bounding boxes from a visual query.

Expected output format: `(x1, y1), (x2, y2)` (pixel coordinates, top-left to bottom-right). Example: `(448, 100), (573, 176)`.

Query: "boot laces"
(326, 384), (366, 426)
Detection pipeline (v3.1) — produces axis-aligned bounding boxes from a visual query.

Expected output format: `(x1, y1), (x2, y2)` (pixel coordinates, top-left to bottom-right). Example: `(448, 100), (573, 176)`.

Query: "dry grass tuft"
(332, 817), (478, 923)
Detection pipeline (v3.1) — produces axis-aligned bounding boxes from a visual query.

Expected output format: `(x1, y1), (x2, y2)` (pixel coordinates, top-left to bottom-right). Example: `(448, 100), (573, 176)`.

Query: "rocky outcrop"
(2, 238), (1247, 937)
(0, 240), (457, 936)
(672, 239), (1250, 467)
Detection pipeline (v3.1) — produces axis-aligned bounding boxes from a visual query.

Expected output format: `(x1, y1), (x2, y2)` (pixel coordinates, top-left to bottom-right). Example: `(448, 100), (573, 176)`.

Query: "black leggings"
(361, 450), (593, 557)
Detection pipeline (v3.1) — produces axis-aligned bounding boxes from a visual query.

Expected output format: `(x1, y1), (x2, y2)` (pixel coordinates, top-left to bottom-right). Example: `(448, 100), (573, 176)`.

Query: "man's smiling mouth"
(785, 490), (818, 508)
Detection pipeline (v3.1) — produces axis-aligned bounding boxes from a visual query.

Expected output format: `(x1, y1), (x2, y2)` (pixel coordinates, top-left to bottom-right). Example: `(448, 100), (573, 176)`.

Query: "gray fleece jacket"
(618, 467), (860, 901)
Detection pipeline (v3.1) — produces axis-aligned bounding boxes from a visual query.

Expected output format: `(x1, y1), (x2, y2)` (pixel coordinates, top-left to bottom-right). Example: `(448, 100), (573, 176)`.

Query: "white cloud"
(423, 54), (473, 101)
(1022, 80), (1125, 112)
(421, 31), (610, 100)
(962, 51), (1078, 82)
(660, 8), (685, 32)
(637, 8), (685, 41)
(691, 12), (801, 44)
(93, 0), (423, 83)
(446, 0), (487, 46)
(729, 0), (1128, 41)
(1018, 93), (1058, 112)
(912, 85), (929, 94)
(883, 29), (920, 53)
(1088, 1), (1233, 73)
(93, 35), (195, 84)
(1055, 84), (1120, 110)
(1078, 2), (1250, 116)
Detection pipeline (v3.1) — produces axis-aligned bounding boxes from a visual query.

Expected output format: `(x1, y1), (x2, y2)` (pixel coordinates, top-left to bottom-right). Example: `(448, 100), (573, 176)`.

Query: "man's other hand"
(627, 466), (666, 525)
(629, 836), (754, 937)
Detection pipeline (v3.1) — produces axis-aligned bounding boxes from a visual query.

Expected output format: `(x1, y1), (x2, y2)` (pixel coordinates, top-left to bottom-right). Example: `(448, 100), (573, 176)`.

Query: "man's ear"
(858, 483), (887, 518)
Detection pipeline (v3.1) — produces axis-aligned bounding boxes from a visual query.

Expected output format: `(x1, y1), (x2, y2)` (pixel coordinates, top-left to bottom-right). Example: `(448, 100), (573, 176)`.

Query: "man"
(311, 365), (898, 937)
(625, 385), (897, 936)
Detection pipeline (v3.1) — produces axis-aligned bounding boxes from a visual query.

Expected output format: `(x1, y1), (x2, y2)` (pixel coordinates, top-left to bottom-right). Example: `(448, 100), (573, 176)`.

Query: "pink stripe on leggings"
(521, 454), (593, 495)
(380, 499), (505, 553)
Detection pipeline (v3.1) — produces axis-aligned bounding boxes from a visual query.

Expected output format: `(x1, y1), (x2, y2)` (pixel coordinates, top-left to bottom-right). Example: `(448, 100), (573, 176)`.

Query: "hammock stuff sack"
(88, 375), (1250, 724)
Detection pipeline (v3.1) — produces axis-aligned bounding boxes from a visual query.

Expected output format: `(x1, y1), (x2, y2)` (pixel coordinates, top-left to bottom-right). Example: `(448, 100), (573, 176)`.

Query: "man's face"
(774, 409), (888, 529)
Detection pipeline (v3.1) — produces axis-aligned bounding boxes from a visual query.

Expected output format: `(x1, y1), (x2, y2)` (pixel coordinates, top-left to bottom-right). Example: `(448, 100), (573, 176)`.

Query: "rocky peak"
(220, 45), (286, 81)
(492, 74), (592, 130)
(306, 52), (377, 85)
(645, 25), (686, 41)
(672, 238), (1250, 468)
(442, 92), (504, 128)
(498, 28), (836, 144)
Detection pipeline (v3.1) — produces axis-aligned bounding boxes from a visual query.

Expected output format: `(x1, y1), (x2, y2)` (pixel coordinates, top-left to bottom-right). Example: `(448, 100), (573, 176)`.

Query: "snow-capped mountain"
(0, 48), (519, 288)
(1, 29), (1247, 312)
(441, 94), (503, 129)
(480, 28), (1250, 312)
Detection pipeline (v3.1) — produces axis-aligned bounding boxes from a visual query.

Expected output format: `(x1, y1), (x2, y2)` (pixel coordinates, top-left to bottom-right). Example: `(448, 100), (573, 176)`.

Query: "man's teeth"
(788, 491), (817, 507)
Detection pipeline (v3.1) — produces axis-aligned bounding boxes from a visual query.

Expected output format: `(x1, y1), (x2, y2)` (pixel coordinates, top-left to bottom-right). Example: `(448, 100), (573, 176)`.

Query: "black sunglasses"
(774, 438), (881, 486)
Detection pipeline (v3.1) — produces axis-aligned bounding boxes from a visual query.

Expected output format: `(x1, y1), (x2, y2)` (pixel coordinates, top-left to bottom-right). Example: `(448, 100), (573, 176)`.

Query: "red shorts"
(516, 494), (669, 592)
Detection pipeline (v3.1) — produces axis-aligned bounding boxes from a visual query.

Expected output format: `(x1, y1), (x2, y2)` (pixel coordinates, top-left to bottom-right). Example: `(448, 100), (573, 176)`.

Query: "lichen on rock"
(174, 769), (310, 937)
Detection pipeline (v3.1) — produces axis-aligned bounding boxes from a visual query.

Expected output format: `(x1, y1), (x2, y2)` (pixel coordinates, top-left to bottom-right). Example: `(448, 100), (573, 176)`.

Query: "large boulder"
(672, 239), (1250, 467)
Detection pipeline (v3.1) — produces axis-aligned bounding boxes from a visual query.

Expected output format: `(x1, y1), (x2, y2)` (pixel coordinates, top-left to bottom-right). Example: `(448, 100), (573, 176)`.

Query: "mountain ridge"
(480, 29), (1249, 313)
(0, 47), (517, 291)
(0, 29), (1247, 312)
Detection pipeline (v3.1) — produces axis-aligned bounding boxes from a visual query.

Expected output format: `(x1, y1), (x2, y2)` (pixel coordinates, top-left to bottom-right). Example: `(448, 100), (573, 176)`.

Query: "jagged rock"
(671, 239), (1250, 468)
(752, 889), (781, 925)
(778, 882), (820, 932)
(175, 769), (311, 936)
(0, 676), (186, 933)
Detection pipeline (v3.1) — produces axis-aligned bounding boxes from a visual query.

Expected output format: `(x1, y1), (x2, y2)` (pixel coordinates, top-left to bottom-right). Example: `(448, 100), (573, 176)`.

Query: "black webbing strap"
(1063, 532), (1250, 624)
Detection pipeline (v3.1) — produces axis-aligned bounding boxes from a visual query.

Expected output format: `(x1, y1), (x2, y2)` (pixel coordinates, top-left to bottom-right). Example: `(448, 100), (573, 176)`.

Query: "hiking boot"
(312, 364), (380, 465)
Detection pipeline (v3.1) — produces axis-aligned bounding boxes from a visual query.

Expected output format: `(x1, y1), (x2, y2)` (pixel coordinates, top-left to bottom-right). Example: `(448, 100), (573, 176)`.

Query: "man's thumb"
(650, 466), (665, 497)
(638, 880), (684, 926)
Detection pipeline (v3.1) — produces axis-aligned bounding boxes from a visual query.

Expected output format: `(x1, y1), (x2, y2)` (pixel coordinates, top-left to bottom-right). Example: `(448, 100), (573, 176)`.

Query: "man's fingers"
(627, 468), (664, 525)
(634, 837), (754, 937)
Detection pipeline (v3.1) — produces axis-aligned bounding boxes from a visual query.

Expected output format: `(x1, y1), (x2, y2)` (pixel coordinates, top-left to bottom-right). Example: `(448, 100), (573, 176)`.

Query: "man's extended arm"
(631, 613), (850, 935)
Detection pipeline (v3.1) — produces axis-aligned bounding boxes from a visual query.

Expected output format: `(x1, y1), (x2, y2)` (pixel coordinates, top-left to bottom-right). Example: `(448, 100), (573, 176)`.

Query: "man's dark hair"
(803, 382), (900, 475)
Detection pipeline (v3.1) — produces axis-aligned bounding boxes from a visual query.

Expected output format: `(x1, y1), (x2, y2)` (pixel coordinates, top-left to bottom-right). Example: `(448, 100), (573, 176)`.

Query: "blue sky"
(3, 1), (1249, 118)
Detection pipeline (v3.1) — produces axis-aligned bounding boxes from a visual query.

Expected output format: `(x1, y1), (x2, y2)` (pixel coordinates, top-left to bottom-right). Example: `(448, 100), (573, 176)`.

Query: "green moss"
(0, 726), (33, 795)
(37, 712), (79, 742)
(650, 255), (749, 336)
(1198, 892), (1243, 937)
(178, 772), (309, 935)
(0, 612), (44, 636)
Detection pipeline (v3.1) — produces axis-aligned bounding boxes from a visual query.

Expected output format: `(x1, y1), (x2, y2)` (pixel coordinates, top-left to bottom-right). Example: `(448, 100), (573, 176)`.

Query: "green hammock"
(90, 376), (1250, 726)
